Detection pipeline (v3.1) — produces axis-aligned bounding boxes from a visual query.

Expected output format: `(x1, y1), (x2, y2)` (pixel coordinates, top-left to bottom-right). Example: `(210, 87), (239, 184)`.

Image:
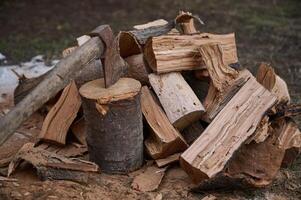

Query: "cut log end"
(79, 78), (141, 104)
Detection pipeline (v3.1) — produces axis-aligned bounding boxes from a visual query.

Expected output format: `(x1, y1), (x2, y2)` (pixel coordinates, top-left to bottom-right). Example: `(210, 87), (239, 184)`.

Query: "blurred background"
(0, 0), (300, 106)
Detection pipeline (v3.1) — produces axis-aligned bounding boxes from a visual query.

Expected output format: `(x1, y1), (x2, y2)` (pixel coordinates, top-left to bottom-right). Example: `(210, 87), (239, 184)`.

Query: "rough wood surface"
(180, 77), (277, 183)
(175, 11), (204, 34)
(80, 78), (143, 173)
(38, 81), (81, 145)
(256, 63), (290, 104)
(131, 165), (167, 192)
(144, 33), (238, 73)
(200, 44), (252, 122)
(0, 37), (104, 145)
(141, 86), (188, 159)
(124, 54), (151, 85)
(149, 73), (205, 130)
(155, 153), (181, 168)
(8, 143), (98, 182)
(134, 19), (168, 30)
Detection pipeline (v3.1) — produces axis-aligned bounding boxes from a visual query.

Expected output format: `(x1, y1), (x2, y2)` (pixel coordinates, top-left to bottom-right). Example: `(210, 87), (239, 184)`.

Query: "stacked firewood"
(1, 11), (301, 189)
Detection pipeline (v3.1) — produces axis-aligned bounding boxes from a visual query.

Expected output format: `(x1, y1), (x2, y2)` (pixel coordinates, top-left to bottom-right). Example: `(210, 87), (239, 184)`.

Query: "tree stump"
(79, 78), (143, 174)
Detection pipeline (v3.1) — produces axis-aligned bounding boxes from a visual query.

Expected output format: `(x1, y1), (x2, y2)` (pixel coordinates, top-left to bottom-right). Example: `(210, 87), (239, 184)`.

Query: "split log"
(149, 73), (205, 130)
(155, 153), (181, 168)
(8, 143), (98, 182)
(175, 11), (204, 34)
(200, 44), (252, 122)
(79, 78), (143, 173)
(141, 86), (187, 159)
(144, 33), (238, 73)
(38, 81), (81, 145)
(180, 76), (277, 183)
(0, 35), (104, 146)
(134, 19), (168, 30)
(256, 63), (290, 104)
(70, 118), (86, 146)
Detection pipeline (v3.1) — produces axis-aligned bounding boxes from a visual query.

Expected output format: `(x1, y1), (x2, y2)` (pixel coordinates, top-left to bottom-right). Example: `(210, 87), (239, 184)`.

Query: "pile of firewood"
(1, 11), (301, 190)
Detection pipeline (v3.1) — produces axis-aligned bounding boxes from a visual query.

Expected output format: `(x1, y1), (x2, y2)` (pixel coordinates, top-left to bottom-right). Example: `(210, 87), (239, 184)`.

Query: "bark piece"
(37, 142), (87, 158)
(180, 77), (277, 183)
(38, 81), (81, 145)
(149, 73), (205, 130)
(70, 118), (86, 146)
(256, 63), (290, 104)
(8, 143), (98, 182)
(0, 36), (104, 145)
(124, 54), (151, 85)
(155, 153), (181, 168)
(80, 78), (143, 173)
(141, 86), (188, 159)
(131, 165), (166, 192)
(144, 33), (238, 73)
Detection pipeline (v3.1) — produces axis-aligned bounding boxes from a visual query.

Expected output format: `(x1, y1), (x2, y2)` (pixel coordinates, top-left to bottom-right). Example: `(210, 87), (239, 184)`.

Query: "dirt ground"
(0, 0), (301, 199)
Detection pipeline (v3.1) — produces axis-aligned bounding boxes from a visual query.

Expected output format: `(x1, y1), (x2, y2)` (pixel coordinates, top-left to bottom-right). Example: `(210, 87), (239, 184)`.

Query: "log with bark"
(141, 86), (188, 159)
(0, 29), (106, 145)
(79, 78), (143, 173)
(180, 76), (277, 183)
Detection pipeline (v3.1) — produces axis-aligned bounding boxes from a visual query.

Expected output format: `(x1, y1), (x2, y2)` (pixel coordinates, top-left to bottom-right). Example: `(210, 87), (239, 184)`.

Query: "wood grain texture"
(149, 72), (205, 130)
(180, 77), (277, 183)
(38, 81), (81, 145)
(256, 63), (290, 104)
(144, 33), (238, 73)
(141, 86), (188, 159)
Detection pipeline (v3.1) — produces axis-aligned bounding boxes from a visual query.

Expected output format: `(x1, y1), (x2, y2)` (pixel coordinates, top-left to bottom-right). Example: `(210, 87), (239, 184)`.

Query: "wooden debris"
(38, 81), (81, 145)
(149, 73), (205, 130)
(175, 11), (204, 34)
(180, 77), (277, 183)
(141, 86), (188, 159)
(8, 143), (99, 182)
(155, 153), (181, 168)
(144, 33), (238, 73)
(131, 165), (167, 192)
(80, 78), (143, 173)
